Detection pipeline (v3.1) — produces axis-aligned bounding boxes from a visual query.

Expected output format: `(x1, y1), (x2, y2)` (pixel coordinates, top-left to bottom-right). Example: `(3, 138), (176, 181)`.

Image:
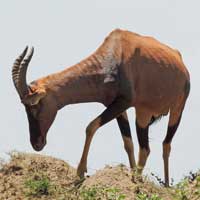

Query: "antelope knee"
(140, 147), (150, 157)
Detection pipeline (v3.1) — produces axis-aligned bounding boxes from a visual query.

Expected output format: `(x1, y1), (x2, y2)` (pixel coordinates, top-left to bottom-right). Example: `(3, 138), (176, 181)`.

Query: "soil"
(0, 152), (198, 200)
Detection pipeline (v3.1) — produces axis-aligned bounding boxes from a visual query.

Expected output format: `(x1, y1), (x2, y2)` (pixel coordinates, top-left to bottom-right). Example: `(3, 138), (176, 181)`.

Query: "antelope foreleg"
(77, 97), (130, 178)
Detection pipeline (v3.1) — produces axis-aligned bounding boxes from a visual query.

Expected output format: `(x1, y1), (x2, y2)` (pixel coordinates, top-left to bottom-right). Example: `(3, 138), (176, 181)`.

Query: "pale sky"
(1, 0), (199, 183)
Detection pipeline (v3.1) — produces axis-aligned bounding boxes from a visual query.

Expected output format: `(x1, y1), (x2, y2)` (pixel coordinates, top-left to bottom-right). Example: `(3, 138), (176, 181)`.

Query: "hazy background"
(1, 0), (199, 182)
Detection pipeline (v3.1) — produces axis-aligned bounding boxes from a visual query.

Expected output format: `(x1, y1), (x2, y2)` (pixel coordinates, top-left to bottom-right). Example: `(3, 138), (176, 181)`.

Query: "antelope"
(12, 29), (190, 186)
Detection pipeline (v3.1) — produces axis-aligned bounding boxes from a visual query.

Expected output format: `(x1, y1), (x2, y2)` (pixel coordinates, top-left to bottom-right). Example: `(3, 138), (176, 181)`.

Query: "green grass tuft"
(136, 192), (163, 200)
(24, 174), (53, 197)
(80, 185), (126, 200)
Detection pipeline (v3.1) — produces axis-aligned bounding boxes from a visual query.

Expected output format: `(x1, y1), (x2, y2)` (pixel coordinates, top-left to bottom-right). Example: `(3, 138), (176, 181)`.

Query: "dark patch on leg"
(136, 120), (149, 150)
(163, 115), (182, 144)
(117, 112), (136, 169)
(117, 114), (131, 138)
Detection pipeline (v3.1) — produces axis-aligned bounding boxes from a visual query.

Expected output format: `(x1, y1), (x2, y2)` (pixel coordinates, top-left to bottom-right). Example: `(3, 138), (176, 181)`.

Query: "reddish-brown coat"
(12, 29), (190, 186)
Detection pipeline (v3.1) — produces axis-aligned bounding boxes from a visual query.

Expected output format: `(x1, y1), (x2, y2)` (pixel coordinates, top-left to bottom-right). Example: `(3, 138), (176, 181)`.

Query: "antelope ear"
(22, 89), (46, 106)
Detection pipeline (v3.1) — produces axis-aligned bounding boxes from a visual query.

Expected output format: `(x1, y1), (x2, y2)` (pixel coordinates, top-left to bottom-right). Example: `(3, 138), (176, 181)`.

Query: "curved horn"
(12, 46), (34, 98)
(12, 46), (28, 95)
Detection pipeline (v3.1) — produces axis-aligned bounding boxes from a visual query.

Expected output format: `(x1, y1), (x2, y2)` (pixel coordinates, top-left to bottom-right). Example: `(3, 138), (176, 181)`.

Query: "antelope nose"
(33, 143), (43, 151)
(32, 140), (46, 151)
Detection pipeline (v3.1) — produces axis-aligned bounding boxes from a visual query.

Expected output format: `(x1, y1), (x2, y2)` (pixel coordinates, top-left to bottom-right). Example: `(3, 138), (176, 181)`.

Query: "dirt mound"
(0, 152), (76, 200)
(0, 152), (199, 200)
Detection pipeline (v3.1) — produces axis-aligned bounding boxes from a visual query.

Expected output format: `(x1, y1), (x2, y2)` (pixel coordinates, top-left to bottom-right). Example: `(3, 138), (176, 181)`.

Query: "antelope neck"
(44, 54), (119, 109)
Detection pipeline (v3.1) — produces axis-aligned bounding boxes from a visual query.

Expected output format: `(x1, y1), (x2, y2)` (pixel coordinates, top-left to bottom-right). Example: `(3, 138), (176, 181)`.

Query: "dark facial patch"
(136, 120), (149, 150)
(25, 105), (41, 144)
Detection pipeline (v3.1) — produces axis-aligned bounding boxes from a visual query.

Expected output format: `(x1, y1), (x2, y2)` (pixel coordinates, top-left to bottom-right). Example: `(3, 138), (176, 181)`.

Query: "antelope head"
(12, 47), (57, 151)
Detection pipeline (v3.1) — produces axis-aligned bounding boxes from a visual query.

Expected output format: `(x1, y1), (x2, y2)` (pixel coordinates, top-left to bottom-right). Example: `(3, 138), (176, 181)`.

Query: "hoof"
(77, 164), (87, 178)
(164, 182), (170, 187)
(74, 177), (86, 187)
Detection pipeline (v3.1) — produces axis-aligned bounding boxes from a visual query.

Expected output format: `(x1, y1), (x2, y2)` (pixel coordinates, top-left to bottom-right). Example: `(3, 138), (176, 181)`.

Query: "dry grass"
(0, 152), (199, 200)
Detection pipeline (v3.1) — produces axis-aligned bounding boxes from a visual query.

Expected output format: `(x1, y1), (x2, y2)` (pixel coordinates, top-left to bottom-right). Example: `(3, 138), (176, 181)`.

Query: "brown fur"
(12, 29), (190, 186)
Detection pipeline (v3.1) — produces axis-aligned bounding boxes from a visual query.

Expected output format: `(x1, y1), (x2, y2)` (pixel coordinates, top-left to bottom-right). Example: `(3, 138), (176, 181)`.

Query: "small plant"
(80, 187), (98, 200)
(151, 172), (175, 186)
(136, 192), (163, 200)
(80, 185), (126, 200)
(173, 174), (200, 200)
(194, 176), (200, 197)
(173, 179), (190, 200)
(24, 174), (52, 197)
(104, 187), (126, 200)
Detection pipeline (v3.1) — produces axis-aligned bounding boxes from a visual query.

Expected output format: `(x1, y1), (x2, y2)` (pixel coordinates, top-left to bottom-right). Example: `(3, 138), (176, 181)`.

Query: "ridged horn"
(12, 46), (34, 98)
(12, 46), (28, 94)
